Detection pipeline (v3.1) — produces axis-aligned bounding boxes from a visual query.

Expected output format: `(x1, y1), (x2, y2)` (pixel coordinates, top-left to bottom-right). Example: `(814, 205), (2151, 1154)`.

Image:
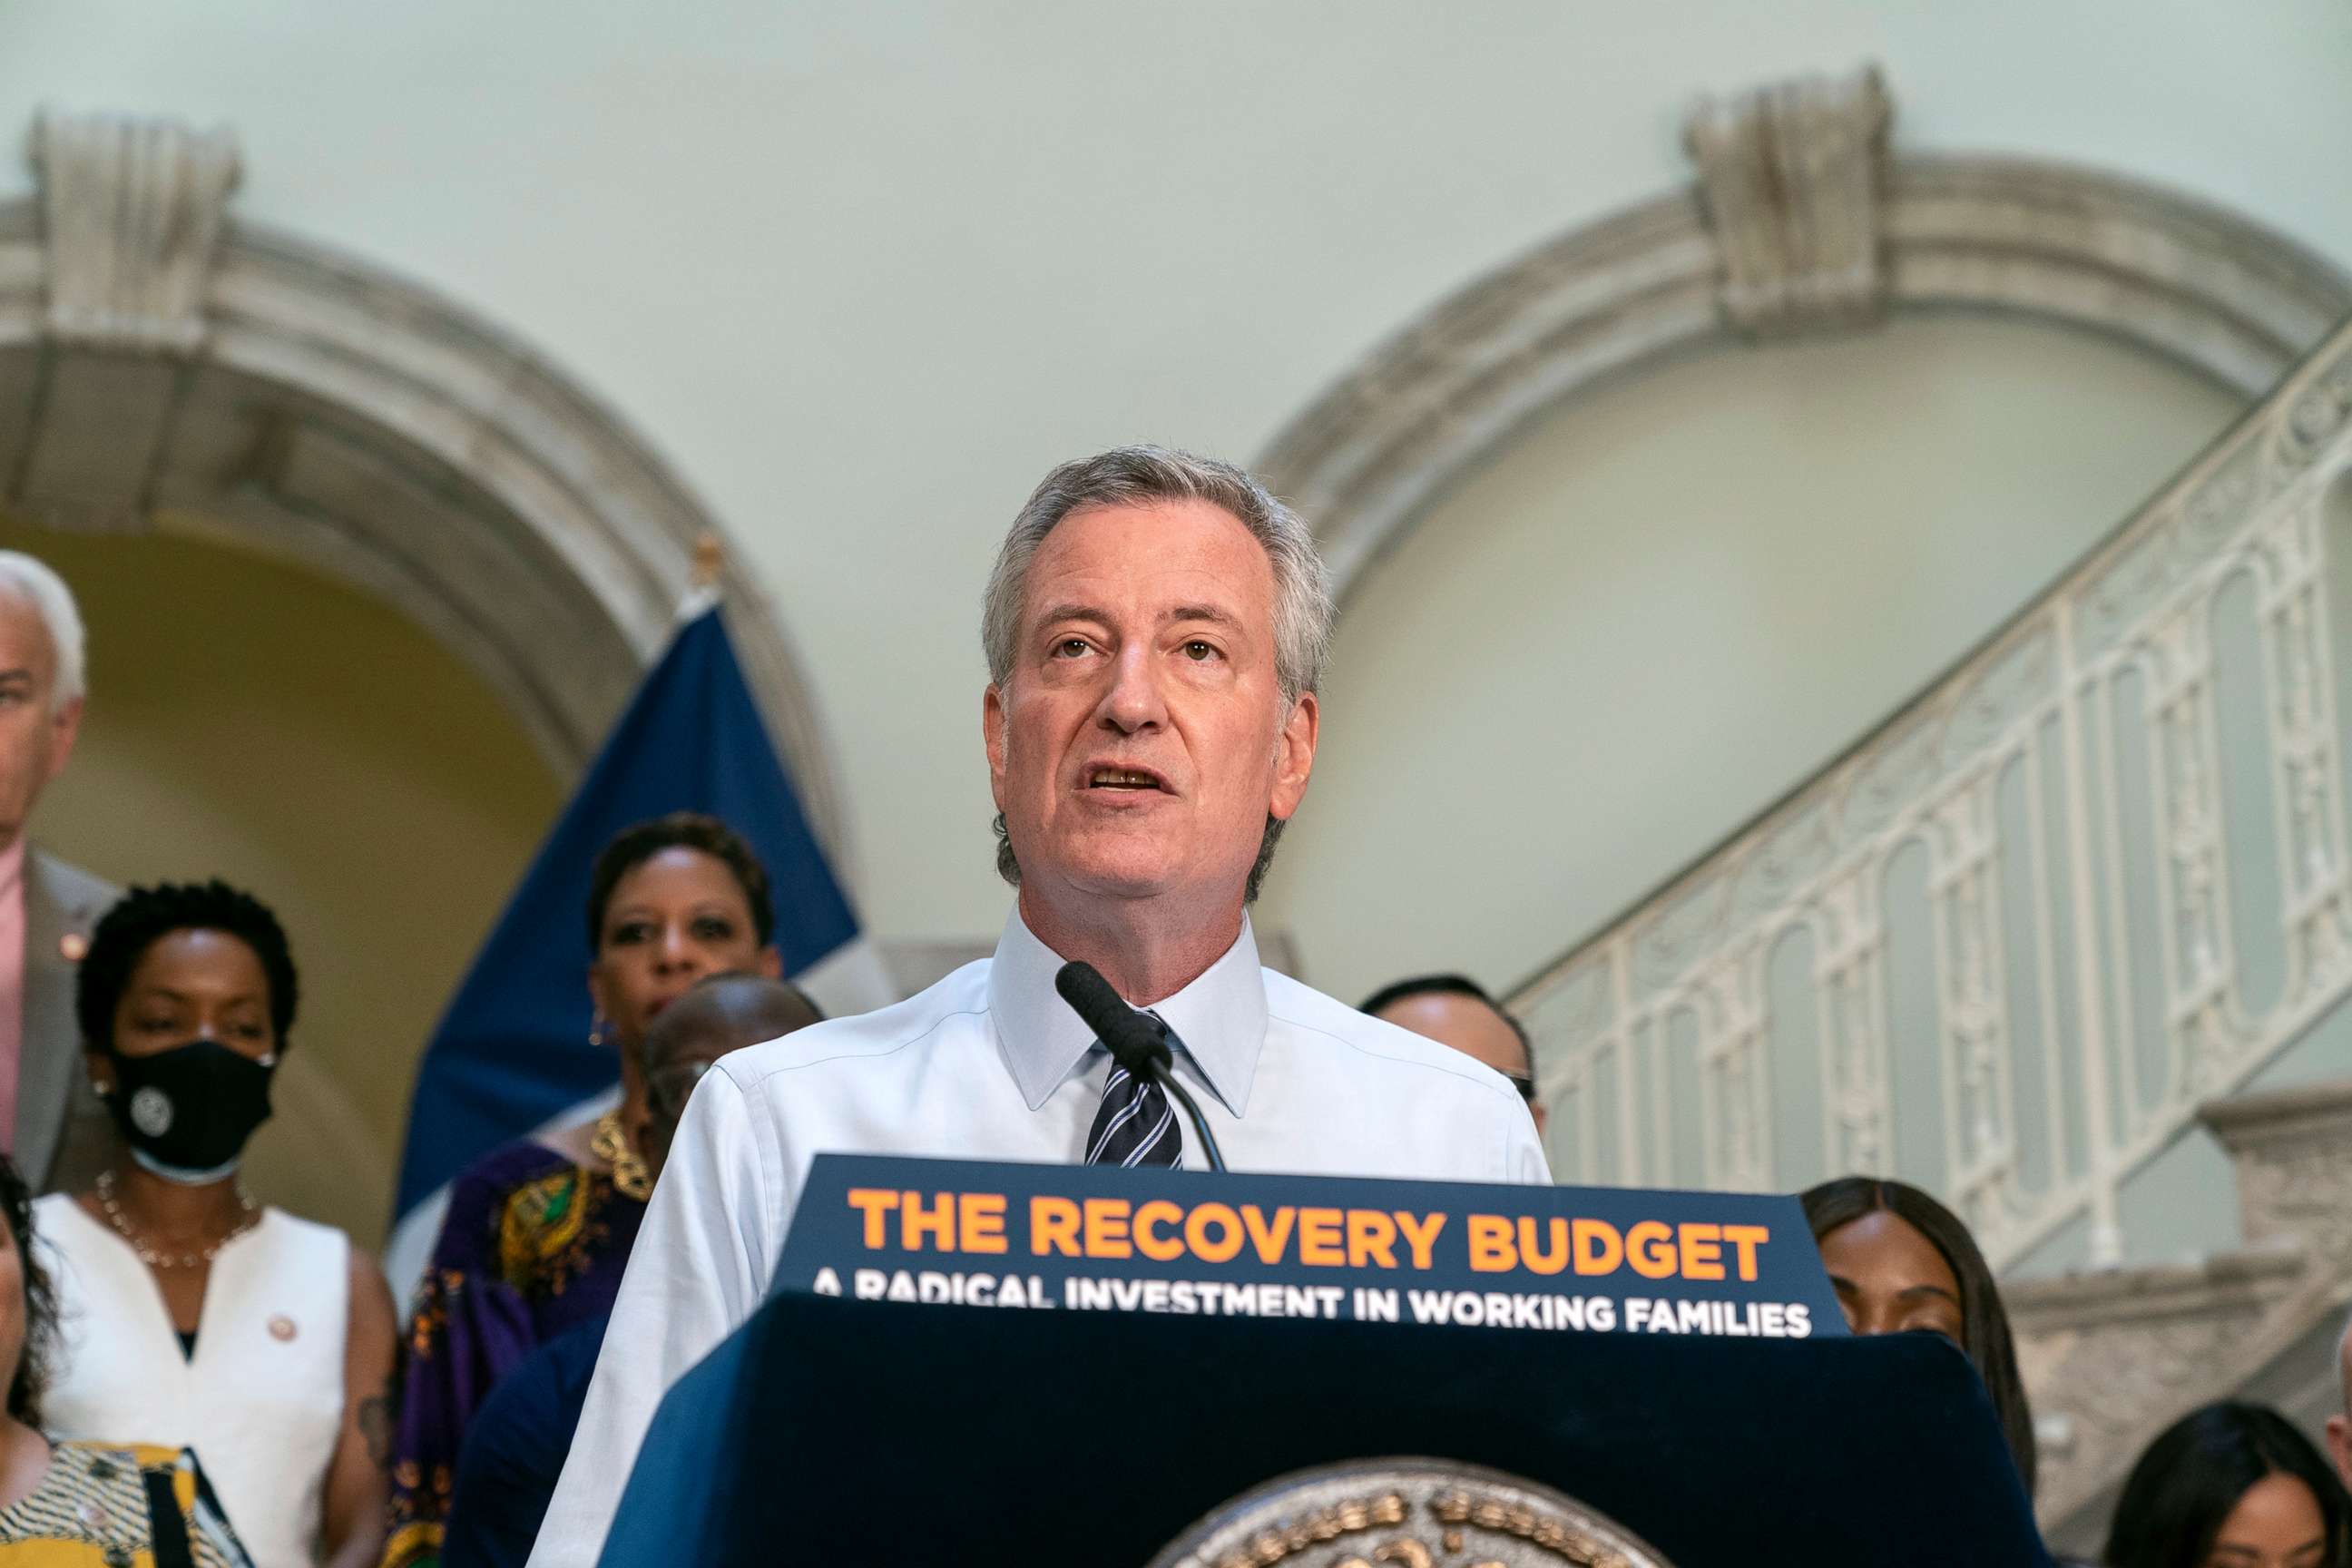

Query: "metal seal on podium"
(1148, 1458), (1675, 1568)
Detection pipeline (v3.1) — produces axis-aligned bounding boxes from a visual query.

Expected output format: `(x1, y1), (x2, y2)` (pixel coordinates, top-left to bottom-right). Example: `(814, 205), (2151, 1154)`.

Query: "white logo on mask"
(130, 1086), (174, 1138)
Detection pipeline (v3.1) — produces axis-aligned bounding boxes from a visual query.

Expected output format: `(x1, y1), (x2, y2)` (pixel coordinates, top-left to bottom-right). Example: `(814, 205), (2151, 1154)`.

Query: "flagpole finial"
(691, 533), (725, 591)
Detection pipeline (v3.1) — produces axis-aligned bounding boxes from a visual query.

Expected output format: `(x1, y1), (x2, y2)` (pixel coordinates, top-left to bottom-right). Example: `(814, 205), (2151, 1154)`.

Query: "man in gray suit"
(0, 554), (117, 1192)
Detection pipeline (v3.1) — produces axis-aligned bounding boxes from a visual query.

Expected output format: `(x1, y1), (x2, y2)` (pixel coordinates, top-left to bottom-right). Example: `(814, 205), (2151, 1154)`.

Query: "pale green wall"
(6, 528), (562, 1246)
(1262, 317), (2249, 1004)
(3, 4), (2347, 1264)
(4, 0), (2346, 953)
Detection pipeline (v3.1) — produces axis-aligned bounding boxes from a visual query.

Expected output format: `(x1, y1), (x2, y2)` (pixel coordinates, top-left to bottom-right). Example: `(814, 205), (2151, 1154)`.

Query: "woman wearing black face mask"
(33, 881), (397, 1568)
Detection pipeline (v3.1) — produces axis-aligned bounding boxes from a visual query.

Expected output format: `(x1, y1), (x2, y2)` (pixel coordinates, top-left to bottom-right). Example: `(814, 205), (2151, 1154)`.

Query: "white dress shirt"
(527, 910), (1549, 1567)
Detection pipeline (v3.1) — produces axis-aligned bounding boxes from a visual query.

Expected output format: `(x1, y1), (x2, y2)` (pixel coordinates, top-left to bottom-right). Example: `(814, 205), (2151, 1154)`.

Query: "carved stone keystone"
(27, 109), (241, 354)
(1683, 64), (1892, 336)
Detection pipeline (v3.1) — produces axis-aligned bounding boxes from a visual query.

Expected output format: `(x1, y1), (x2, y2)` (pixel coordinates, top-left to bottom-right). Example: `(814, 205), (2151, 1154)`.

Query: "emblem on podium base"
(1149, 1458), (1675, 1568)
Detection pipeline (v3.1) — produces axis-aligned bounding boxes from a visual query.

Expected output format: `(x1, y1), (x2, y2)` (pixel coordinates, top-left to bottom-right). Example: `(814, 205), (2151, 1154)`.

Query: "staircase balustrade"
(1513, 318), (2352, 1270)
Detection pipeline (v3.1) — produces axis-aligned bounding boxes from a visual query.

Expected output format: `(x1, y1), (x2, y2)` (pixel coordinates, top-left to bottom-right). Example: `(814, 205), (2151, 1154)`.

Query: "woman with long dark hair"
(2105, 1402), (2347, 1568)
(1800, 1176), (2038, 1502)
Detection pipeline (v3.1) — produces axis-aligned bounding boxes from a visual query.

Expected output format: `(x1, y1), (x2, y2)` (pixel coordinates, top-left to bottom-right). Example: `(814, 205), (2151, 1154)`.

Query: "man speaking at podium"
(527, 446), (1549, 1566)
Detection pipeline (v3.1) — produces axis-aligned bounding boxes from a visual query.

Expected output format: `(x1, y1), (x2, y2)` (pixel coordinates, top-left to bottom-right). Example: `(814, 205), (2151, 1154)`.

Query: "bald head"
(1361, 974), (1546, 1139)
(639, 975), (824, 1170)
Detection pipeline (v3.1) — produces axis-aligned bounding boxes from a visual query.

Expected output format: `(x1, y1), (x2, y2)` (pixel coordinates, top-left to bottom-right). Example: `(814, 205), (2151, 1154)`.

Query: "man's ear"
(1269, 691), (1318, 821)
(983, 684), (1010, 809)
(756, 946), (784, 981)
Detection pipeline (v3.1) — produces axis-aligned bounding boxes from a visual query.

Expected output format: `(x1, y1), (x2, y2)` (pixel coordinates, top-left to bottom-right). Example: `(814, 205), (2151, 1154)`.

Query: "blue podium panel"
(599, 1161), (2048, 1566)
(604, 1294), (2047, 1566)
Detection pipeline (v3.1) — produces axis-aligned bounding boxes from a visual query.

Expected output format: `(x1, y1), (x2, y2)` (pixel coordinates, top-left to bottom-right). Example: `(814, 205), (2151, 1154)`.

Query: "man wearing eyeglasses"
(1361, 975), (1546, 1141)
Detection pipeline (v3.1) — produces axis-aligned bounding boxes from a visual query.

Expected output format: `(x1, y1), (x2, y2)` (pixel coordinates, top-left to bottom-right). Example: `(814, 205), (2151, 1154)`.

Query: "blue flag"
(390, 606), (858, 1220)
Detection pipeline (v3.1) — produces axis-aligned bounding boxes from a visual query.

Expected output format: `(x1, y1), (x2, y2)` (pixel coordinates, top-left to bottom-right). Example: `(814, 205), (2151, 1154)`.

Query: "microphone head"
(1054, 959), (1119, 1017)
(1054, 960), (1171, 1076)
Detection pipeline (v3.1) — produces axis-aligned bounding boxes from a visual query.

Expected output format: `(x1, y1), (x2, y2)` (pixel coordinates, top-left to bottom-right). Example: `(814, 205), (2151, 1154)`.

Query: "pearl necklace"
(95, 1169), (260, 1269)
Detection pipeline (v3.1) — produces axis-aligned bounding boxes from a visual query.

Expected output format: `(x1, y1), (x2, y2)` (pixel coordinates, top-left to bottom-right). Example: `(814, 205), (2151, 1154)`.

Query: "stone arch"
(1262, 141), (2352, 602)
(0, 111), (845, 858)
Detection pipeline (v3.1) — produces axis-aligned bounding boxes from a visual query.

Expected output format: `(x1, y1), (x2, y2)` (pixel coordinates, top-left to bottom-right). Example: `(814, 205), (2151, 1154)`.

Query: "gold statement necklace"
(95, 1169), (260, 1269)
(592, 1110), (653, 1201)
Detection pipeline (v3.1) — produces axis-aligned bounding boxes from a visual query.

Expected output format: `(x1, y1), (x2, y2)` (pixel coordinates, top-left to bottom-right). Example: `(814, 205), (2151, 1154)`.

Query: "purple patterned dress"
(380, 1139), (645, 1568)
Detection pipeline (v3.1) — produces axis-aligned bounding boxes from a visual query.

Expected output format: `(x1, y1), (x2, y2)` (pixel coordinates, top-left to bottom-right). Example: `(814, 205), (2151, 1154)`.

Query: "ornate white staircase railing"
(1513, 318), (2352, 1269)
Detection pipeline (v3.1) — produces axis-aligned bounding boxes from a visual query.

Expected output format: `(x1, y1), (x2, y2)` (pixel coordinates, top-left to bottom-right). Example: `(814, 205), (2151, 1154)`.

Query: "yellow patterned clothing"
(0, 1442), (252, 1566)
(382, 1141), (643, 1568)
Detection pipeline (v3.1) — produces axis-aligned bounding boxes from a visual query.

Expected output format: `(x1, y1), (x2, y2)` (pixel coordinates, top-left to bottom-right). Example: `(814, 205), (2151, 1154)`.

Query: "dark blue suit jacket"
(442, 1315), (610, 1568)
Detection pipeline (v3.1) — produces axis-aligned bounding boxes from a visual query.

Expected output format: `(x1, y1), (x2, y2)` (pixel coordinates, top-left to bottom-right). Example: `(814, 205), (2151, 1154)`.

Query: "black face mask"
(103, 1039), (276, 1181)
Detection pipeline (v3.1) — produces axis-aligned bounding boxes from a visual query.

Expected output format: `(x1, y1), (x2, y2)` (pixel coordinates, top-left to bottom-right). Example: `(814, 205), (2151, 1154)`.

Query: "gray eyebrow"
(1033, 603), (1247, 632)
(1165, 603), (1245, 630)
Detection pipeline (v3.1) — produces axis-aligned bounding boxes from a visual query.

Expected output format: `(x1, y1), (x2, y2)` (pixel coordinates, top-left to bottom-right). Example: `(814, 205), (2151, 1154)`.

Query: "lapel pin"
(59, 933), (86, 962)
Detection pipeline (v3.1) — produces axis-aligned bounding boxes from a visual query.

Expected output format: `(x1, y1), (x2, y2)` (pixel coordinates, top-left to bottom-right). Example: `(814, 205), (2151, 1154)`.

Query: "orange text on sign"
(1464, 1216), (1769, 1281)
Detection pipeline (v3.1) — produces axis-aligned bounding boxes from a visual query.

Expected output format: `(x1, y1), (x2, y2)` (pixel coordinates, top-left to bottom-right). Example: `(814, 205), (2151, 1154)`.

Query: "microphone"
(1054, 960), (1229, 1172)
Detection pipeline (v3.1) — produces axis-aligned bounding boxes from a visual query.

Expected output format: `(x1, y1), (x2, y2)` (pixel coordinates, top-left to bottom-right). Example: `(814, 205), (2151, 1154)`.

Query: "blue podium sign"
(774, 1154), (1844, 1338)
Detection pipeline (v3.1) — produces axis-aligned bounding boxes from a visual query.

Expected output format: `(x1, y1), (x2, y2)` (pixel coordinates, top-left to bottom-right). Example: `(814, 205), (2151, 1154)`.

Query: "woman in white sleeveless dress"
(33, 880), (397, 1568)
(0, 1145), (253, 1565)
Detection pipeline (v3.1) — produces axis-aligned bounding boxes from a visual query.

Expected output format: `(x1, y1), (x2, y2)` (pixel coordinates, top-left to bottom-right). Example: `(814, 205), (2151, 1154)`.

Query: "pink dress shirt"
(0, 838), (29, 1153)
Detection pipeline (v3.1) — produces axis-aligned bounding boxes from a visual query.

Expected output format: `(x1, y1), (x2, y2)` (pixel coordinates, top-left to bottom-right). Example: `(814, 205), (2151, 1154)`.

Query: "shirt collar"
(987, 906), (1267, 1118)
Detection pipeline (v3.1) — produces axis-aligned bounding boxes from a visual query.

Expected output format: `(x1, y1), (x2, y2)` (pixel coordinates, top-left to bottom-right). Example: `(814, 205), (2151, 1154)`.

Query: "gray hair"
(981, 446), (1336, 902)
(982, 445), (1334, 707)
(0, 554), (84, 713)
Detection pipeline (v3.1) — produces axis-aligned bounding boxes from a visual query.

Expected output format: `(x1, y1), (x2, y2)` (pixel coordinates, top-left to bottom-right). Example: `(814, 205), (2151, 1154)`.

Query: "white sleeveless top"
(34, 1192), (349, 1568)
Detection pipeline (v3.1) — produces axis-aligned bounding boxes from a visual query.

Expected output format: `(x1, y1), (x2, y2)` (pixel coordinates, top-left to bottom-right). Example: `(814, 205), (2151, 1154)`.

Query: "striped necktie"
(1084, 1051), (1182, 1169)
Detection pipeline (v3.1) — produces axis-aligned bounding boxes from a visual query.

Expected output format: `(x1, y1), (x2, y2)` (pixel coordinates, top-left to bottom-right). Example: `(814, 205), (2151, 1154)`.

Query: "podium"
(601, 1290), (2053, 1565)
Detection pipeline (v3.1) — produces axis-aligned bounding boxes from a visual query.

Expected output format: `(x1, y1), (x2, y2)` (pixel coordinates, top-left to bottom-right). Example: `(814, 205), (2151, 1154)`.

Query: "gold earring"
(589, 1016), (609, 1049)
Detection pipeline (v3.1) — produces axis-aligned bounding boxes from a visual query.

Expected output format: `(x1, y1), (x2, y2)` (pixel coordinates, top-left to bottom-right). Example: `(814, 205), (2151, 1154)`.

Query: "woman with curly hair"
(0, 1146), (253, 1563)
(35, 880), (397, 1568)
